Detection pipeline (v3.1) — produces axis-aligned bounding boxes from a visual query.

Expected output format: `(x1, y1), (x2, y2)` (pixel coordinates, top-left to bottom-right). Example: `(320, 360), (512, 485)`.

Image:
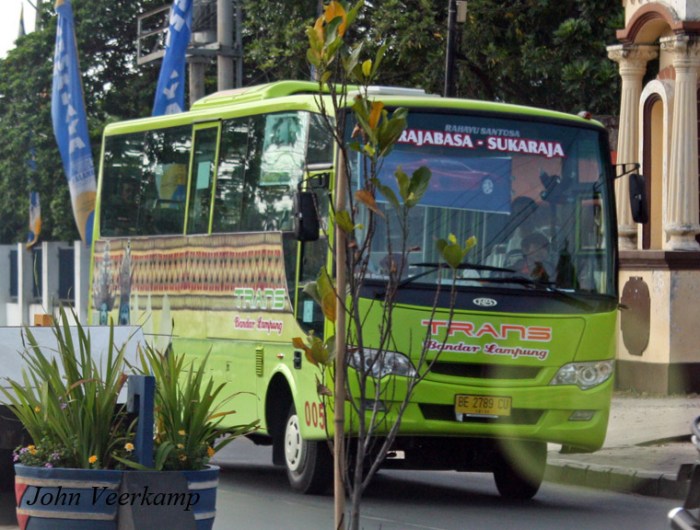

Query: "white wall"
(1, 241), (88, 327)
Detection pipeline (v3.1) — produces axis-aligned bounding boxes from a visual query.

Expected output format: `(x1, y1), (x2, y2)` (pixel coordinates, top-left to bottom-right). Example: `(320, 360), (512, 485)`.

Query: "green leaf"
(351, 97), (378, 145)
(317, 268), (337, 322)
(465, 236), (477, 252)
(406, 166), (431, 207)
(375, 181), (400, 210)
(441, 244), (464, 269)
(362, 59), (372, 78)
(395, 166), (410, 202)
(436, 234), (478, 269)
(346, 0), (364, 27)
(336, 209), (355, 234)
(342, 42), (364, 76)
(372, 43), (388, 77)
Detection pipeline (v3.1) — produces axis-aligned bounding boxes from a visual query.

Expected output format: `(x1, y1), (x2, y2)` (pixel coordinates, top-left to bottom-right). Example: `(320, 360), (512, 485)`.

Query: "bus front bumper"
(335, 377), (613, 453)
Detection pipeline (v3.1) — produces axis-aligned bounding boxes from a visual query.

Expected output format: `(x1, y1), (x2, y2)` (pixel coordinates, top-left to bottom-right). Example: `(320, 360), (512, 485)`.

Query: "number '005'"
(304, 401), (325, 430)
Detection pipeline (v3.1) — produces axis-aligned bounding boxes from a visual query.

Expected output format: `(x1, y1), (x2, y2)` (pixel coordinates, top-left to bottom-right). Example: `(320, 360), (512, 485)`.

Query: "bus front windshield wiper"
(396, 262), (515, 290)
(479, 275), (593, 310)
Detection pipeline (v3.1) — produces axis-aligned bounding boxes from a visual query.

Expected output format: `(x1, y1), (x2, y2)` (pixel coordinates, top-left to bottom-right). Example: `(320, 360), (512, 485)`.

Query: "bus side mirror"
(628, 173), (649, 224)
(294, 191), (320, 242)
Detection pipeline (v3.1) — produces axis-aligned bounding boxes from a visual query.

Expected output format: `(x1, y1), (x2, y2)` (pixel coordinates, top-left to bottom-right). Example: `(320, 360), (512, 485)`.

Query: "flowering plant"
(2, 312), (131, 470)
(2, 309), (256, 471)
(12, 436), (75, 469)
(122, 345), (257, 471)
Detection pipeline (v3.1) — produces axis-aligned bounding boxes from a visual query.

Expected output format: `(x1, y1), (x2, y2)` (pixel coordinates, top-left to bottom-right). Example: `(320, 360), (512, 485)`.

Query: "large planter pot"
(14, 464), (123, 530)
(14, 464), (220, 530)
(182, 465), (219, 530)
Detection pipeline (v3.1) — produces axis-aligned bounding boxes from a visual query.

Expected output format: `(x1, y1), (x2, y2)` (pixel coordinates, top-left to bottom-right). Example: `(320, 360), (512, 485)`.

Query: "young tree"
(295, 2), (475, 528)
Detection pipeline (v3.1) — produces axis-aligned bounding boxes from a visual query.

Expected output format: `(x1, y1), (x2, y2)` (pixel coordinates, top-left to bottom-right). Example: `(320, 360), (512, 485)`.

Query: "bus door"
(187, 122), (222, 234)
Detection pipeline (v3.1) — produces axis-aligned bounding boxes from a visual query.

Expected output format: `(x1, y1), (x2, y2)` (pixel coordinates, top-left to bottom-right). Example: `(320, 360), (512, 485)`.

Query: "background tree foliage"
(455, 0), (623, 113)
(0, 0), (162, 243)
(241, 0), (319, 83)
(0, 0), (622, 244)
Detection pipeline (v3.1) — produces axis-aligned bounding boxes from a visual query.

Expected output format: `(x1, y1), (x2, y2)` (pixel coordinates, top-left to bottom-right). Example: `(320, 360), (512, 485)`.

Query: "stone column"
(660, 35), (700, 250)
(607, 44), (658, 250)
(188, 57), (208, 106)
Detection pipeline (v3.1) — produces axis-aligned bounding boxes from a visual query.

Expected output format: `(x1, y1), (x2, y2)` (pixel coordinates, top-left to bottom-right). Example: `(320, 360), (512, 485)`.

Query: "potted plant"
(1, 311), (257, 530)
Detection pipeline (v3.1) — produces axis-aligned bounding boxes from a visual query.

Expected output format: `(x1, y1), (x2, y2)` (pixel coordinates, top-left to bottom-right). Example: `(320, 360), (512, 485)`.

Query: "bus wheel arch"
(266, 373), (294, 466)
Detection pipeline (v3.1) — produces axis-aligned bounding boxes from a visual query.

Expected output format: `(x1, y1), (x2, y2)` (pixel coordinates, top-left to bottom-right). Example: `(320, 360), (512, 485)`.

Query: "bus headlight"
(349, 349), (417, 378)
(550, 360), (614, 390)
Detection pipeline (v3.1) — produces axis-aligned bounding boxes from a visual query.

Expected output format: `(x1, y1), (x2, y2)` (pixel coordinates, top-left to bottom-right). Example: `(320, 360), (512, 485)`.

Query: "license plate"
(455, 394), (512, 417)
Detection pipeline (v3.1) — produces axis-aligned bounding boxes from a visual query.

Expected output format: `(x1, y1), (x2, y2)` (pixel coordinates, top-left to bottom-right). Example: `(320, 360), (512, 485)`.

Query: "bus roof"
(103, 80), (603, 136)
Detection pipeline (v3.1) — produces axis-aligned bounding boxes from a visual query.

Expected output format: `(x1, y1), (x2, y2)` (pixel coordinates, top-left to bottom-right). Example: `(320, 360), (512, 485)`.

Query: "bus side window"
(307, 112), (334, 165)
(145, 126), (191, 235)
(187, 126), (219, 234)
(213, 118), (249, 233)
(239, 113), (305, 232)
(101, 134), (148, 236)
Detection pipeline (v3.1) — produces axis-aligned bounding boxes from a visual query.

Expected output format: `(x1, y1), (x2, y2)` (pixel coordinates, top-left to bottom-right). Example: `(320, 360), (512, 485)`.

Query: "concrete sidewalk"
(546, 393), (700, 499)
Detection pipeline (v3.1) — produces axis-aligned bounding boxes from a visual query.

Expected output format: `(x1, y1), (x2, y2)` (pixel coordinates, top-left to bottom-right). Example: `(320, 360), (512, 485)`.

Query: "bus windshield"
(351, 111), (615, 296)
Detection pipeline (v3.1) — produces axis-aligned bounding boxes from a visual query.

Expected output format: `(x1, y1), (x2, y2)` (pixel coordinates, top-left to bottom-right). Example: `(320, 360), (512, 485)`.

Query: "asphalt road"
(210, 438), (681, 530)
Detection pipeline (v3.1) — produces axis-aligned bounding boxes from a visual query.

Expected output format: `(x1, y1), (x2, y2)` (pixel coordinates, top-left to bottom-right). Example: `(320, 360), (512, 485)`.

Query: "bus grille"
(429, 362), (541, 380)
(419, 404), (543, 425)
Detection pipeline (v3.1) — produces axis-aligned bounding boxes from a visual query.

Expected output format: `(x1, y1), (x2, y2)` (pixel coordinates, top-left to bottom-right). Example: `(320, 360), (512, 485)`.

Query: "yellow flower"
(34, 406), (41, 413)
(124, 443), (134, 453)
(27, 445), (37, 455)
(178, 454), (187, 462)
(178, 429), (186, 436)
(88, 455), (97, 464)
(177, 443), (184, 449)
(207, 446), (215, 458)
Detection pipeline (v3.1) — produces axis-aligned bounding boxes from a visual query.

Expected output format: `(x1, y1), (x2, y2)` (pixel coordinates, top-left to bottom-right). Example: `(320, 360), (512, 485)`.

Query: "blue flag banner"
(152, 0), (193, 116)
(27, 192), (41, 248)
(51, 0), (96, 245)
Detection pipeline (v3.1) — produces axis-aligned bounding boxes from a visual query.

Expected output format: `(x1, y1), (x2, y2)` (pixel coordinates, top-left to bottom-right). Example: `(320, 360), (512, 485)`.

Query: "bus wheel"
(492, 440), (546, 500)
(283, 404), (332, 494)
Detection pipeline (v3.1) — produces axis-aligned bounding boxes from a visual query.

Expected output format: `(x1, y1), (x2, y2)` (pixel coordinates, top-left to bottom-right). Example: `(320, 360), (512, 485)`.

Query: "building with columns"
(608, 0), (700, 393)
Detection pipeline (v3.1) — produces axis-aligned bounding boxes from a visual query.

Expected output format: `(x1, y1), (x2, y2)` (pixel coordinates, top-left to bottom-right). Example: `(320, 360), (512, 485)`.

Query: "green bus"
(91, 80), (641, 499)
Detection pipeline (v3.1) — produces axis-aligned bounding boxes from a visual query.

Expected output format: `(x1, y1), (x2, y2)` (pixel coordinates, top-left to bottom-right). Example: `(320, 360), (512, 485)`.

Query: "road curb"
(545, 461), (689, 500)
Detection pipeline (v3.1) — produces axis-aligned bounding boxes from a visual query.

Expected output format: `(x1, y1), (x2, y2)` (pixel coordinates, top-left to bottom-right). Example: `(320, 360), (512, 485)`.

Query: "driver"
(514, 232), (553, 282)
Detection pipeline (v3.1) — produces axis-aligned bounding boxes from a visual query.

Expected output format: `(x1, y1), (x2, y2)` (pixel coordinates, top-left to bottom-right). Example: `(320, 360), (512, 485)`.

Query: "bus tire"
(492, 440), (546, 500)
(283, 404), (332, 494)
